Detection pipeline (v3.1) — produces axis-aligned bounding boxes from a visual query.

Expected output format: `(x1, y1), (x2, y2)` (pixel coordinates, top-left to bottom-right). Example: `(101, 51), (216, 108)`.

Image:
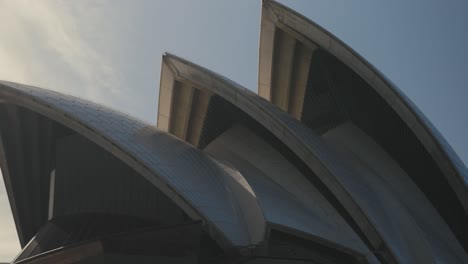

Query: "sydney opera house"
(1, 1), (467, 263)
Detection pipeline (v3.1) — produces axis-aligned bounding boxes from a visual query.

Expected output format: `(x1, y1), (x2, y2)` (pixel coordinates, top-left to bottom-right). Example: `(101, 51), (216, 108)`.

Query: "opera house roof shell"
(1, 1), (467, 263)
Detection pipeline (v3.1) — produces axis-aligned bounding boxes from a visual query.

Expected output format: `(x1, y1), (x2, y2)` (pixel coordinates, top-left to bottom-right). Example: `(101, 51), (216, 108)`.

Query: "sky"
(0, 0), (467, 261)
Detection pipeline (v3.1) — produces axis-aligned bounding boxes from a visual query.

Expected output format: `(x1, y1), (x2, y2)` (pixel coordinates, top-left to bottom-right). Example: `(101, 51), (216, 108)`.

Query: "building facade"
(1, 1), (467, 263)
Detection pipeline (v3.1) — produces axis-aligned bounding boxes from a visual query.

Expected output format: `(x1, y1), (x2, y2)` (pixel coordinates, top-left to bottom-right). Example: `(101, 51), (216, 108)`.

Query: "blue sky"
(0, 0), (467, 261)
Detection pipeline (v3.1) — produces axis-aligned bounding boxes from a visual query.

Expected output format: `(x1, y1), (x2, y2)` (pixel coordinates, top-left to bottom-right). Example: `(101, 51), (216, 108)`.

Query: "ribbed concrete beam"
(288, 43), (315, 119)
(186, 90), (212, 147)
(157, 61), (176, 131)
(170, 81), (194, 140)
(158, 55), (214, 147)
(271, 29), (295, 112)
(258, 6), (276, 100)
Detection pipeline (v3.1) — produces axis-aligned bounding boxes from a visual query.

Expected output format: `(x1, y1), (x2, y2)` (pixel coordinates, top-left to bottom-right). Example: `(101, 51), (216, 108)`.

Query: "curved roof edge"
(259, 0), (468, 212)
(0, 81), (256, 252)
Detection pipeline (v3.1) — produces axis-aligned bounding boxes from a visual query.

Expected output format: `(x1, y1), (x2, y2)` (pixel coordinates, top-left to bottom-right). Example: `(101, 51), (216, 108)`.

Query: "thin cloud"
(0, 0), (122, 100)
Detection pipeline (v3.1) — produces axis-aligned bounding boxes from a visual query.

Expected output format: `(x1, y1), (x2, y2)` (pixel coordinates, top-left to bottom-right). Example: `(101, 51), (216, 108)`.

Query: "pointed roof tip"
(160, 52), (203, 78)
(163, 51), (178, 58)
(162, 52), (188, 62)
(162, 53), (208, 74)
(162, 52), (174, 61)
(161, 52), (189, 64)
(161, 52), (187, 70)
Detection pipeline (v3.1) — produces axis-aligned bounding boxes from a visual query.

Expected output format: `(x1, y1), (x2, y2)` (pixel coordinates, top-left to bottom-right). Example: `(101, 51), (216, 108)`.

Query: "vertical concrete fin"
(288, 43), (316, 119)
(169, 82), (195, 140)
(186, 90), (212, 147)
(271, 29), (296, 112)
(157, 59), (176, 131)
(258, 5), (276, 100)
